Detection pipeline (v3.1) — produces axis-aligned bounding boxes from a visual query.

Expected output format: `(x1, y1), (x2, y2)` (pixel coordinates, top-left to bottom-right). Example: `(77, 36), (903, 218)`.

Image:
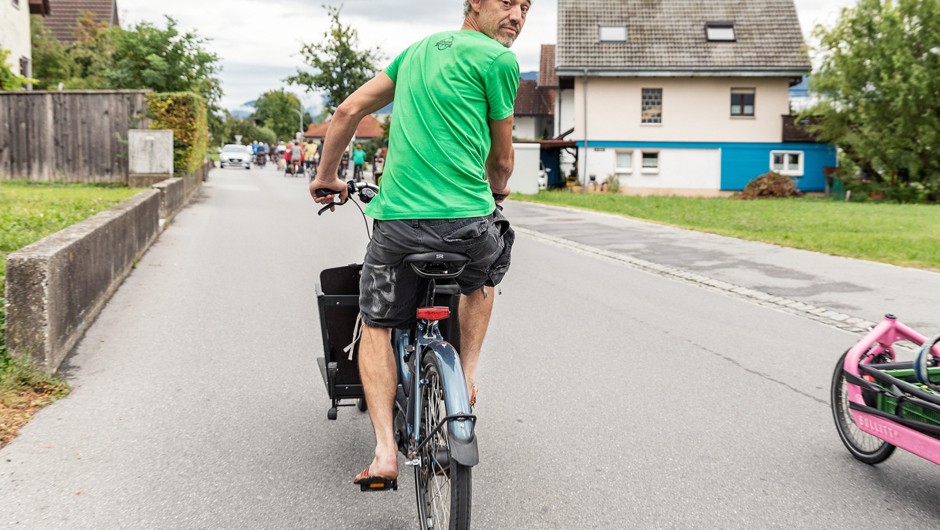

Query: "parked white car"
(220, 144), (251, 170)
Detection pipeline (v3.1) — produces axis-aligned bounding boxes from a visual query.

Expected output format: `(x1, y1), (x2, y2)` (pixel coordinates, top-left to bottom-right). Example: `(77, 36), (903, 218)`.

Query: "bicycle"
(831, 313), (940, 466)
(314, 181), (493, 529)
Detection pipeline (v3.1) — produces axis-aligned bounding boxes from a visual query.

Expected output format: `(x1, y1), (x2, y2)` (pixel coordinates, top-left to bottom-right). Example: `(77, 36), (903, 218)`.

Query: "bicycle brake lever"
(317, 204), (335, 216)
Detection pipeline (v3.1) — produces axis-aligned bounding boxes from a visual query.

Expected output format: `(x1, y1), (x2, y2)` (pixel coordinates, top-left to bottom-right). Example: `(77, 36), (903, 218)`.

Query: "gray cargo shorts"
(359, 209), (514, 328)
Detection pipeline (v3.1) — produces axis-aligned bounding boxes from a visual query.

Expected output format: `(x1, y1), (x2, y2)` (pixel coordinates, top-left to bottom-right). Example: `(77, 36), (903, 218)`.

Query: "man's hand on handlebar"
(490, 185), (510, 204)
(310, 177), (348, 212)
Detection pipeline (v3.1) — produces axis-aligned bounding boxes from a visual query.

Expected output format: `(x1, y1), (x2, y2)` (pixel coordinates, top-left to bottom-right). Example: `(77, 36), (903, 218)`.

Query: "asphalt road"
(2, 165), (938, 528)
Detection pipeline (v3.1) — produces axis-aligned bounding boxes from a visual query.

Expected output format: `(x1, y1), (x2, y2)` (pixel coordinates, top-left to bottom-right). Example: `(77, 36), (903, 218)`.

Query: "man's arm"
(310, 73), (396, 203)
(486, 115), (514, 201)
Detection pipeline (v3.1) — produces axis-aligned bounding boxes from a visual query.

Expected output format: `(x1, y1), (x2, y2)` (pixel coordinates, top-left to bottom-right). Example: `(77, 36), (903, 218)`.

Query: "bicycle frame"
(844, 315), (940, 464)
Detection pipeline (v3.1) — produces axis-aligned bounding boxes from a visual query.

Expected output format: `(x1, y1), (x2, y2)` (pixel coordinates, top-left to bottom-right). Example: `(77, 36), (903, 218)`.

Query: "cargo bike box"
(315, 263), (462, 419)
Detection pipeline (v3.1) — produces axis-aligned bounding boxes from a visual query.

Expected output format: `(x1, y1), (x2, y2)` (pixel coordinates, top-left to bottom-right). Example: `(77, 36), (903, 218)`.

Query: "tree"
(106, 16), (222, 113)
(252, 89), (311, 141)
(29, 13), (115, 90)
(0, 48), (36, 90)
(805, 0), (940, 202)
(285, 5), (383, 113)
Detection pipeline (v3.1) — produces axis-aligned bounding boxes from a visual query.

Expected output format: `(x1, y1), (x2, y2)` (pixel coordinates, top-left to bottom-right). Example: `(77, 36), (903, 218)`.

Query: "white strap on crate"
(344, 312), (364, 361)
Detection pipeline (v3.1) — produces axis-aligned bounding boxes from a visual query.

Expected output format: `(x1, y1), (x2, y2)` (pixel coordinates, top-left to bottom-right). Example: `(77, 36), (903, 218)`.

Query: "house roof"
(44, 0), (120, 44)
(304, 115), (385, 139)
(514, 80), (554, 117)
(538, 44), (559, 89)
(556, 0), (810, 76)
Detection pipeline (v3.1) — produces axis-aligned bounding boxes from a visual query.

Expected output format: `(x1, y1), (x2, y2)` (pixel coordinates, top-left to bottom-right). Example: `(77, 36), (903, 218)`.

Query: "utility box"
(510, 143), (541, 195)
(129, 130), (174, 188)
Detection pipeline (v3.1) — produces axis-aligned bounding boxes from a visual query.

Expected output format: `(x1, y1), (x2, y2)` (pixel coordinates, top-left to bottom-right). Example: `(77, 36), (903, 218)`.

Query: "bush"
(606, 174), (621, 194)
(740, 172), (802, 200)
(147, 92), (209, 176)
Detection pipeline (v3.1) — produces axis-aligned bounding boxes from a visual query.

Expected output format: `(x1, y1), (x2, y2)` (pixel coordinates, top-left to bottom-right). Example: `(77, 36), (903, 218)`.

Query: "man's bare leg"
(458, 286), (495, 396)
(358, 325), (399, 479)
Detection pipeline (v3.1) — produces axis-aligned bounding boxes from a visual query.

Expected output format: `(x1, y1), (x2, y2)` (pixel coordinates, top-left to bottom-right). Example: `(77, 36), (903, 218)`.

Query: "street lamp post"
(292, 106), (304, 142)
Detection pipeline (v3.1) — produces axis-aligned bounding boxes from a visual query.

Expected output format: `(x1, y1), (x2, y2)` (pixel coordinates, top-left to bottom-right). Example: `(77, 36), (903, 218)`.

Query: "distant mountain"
(520, 71), (538, 81)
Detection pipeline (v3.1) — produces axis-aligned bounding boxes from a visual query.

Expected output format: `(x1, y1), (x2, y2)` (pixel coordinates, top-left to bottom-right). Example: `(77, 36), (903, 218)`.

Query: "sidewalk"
(503, 200), (940, 333)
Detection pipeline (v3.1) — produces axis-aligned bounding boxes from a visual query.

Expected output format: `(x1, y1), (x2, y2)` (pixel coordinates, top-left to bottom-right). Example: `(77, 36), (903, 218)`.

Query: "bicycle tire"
(415, 350), (472, 530)
(831, 350), (895, 464)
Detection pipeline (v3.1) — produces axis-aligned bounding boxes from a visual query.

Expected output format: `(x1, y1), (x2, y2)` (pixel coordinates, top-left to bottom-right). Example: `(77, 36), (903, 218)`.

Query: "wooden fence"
(0, 90), (152, 183)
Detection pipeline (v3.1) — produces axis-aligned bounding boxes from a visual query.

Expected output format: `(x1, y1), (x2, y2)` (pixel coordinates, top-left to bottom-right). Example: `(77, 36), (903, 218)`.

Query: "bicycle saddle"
(404, 252), (471, 279)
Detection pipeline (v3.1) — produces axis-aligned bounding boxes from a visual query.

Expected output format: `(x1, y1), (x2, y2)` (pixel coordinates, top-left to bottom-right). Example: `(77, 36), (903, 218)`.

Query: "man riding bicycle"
(311, 0), (527, 489)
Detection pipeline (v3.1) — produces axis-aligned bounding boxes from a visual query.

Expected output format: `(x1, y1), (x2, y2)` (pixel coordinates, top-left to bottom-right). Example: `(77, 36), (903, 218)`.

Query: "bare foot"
(359, 451), (398, 481)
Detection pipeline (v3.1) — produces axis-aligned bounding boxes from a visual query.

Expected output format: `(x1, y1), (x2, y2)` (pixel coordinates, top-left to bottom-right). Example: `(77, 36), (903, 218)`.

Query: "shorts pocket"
(487, 222), (514, 286)
(442, 218), (489, 244)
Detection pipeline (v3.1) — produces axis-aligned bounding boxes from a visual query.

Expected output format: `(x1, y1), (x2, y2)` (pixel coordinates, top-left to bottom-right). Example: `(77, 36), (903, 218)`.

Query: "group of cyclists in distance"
(244, 139), (382, 182)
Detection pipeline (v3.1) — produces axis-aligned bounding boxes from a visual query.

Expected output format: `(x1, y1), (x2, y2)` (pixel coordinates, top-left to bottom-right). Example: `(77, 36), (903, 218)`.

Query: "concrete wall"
(0, 1), (32, 78)
(151, 177), (184, 225)
(509, 143), (540, 195)
(573, 77), (790, 144)
(5, 190), (161, 372)
(128, 129), (173, 187)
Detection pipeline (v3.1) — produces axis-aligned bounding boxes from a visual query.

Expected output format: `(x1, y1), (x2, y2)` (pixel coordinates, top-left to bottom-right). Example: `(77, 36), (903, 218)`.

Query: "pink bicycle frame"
(844, 315), (940, 464)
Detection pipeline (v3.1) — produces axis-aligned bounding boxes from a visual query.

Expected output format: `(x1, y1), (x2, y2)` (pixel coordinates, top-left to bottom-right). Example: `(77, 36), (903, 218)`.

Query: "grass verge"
(511, 191), (940, 270)
(1, 181), (135, 446)
(0, 358), (70, 448)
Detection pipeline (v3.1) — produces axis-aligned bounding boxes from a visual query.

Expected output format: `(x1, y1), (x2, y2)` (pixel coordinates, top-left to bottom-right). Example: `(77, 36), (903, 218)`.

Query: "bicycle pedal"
(359, 479), (398, 492)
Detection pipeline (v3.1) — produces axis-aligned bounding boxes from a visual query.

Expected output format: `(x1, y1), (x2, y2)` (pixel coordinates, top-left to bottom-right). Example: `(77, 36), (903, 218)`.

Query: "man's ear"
(469, 0), (484, 15)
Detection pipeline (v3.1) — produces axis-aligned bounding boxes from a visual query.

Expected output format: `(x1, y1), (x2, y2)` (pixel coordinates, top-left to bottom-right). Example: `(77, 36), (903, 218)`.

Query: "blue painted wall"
(575, 141), (837, 191)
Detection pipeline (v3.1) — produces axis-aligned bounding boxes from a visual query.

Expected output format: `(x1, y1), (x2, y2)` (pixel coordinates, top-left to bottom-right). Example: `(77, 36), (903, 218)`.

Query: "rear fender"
(426, 340), (478, 467)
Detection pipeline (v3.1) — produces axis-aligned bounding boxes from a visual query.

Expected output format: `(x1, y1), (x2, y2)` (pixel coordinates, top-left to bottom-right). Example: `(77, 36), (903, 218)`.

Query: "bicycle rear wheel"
(831, 350), (895, 464)
(415, 351), (471, 530)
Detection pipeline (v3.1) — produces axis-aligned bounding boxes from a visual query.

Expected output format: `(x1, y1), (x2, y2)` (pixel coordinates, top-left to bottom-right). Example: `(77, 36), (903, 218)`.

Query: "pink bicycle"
(832, 314), (940, 464)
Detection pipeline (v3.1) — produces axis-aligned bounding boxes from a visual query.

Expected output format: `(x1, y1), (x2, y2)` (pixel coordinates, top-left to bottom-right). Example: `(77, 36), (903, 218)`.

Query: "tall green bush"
(147, 92), (208, 176)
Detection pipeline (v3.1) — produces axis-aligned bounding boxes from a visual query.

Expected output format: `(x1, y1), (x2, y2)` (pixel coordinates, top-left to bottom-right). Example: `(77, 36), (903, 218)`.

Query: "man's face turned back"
(475, 0), (530, 48)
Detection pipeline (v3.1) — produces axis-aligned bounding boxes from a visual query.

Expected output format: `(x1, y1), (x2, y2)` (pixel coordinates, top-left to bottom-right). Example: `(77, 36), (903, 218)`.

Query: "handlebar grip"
(315, 189), (334, 198)
(493, 194), (508, 202)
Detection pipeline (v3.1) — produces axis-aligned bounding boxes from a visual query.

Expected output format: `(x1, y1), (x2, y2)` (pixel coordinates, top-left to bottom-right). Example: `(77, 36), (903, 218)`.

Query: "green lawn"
(511, 191), (940, 270)
(1, 181), (138, 357)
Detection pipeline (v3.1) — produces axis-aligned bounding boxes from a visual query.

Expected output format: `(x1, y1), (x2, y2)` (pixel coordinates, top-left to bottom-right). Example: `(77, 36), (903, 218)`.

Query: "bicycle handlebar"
(314, 182), (506, 216)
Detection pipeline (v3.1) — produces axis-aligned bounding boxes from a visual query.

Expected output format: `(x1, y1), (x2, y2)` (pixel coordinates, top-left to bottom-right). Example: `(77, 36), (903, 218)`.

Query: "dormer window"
(599, 25), (628, 43)
(706, 22), (735, 42)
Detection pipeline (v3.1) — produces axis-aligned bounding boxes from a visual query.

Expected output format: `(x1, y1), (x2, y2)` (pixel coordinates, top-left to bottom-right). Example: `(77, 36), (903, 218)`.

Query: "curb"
(515, 226), (878, 336)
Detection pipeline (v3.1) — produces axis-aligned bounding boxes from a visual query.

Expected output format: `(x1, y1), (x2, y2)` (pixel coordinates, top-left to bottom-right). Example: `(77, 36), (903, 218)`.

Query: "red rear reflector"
(417, 307), (450, 320)
(863, 375), (875, 382)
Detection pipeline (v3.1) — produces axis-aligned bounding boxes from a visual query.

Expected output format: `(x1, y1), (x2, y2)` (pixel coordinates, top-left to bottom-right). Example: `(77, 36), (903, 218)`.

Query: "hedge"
(147, 92), (208, 176)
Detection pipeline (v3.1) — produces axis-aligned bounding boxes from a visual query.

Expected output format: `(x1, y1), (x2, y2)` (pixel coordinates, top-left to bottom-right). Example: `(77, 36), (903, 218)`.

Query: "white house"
(512, 79), (553, 140)
(556, 0), (835, 195)
(0, 0), (49, 83)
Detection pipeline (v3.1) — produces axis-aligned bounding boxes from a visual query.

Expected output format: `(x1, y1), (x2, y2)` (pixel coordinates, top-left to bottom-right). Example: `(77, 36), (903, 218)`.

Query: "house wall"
(0, 0), (32, 77)
(555, 89), (575, 138)
(574, 76), (790, 144)
(513, 116), (537, 140)
(577, 141), (837, 192)
(581, 146), (721, 190)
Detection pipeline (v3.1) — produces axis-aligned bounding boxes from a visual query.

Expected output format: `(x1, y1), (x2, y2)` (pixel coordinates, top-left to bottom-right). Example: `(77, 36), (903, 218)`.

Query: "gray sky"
(117, 0), (857, 114)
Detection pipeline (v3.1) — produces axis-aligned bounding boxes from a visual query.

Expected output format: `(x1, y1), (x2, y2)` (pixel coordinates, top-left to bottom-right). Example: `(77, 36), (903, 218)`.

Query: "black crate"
(315, 264), (463, 402)
(316, 264), (365, 400)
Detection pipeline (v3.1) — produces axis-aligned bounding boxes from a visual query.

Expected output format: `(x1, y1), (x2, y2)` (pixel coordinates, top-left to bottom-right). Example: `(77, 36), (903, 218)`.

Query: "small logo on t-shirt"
(435, 36), (454, 51)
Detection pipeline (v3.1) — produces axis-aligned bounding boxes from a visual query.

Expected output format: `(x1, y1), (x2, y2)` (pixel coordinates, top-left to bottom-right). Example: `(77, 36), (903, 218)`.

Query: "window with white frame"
(641, 151), (660, 173)
(731, 88), (755, 116)
(706, 22), (735, 41)
(770, 151), (803, 176)
(615, 150), (633, 173)
(599, 25), (628, 42)
(641, 88), (662, 124)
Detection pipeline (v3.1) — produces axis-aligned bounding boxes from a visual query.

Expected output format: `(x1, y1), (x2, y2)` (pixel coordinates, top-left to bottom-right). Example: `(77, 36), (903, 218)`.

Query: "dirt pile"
(739, 172), (802, 199)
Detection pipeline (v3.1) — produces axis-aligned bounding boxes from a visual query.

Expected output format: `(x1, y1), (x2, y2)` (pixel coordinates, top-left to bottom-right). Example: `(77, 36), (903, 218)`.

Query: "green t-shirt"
(353, 149), (366, 165)
(365, 30), (519, 220)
